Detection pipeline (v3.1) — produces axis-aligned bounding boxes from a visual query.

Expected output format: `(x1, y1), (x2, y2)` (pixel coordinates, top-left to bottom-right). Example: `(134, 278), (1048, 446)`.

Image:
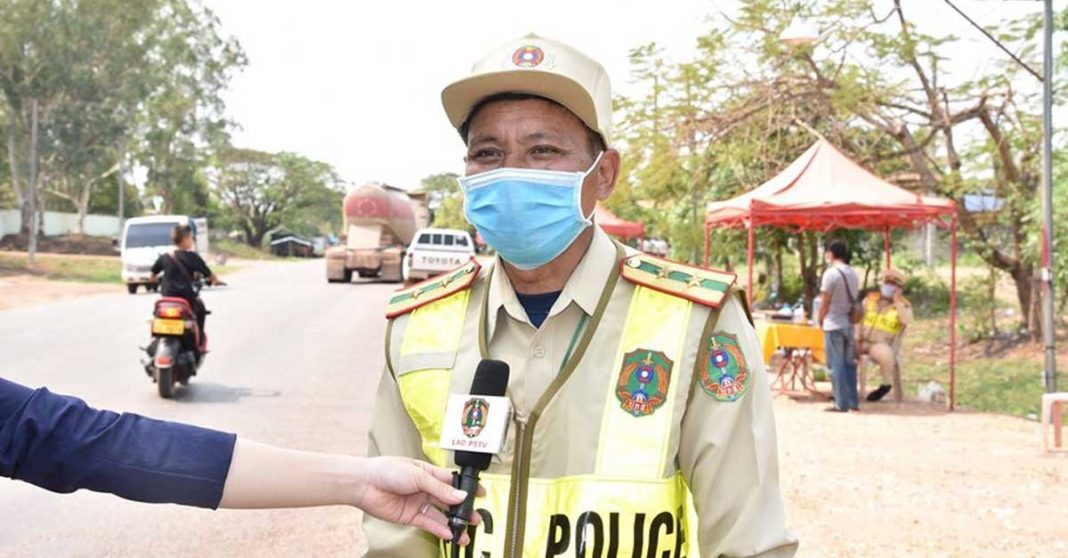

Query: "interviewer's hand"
(352, 456), (483, 543)
(218, 439), (481, 543)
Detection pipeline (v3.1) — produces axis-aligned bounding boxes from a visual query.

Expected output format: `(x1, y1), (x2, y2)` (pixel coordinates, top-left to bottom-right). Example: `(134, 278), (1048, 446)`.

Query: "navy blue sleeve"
(0, 378), (236, 509)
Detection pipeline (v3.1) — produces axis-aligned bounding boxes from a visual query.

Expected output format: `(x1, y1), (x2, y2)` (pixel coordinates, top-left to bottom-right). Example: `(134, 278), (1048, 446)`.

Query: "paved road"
(0, 260), (396, 556)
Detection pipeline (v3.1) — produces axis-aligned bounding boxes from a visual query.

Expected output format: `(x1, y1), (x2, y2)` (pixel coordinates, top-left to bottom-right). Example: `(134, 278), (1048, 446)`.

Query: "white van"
(121, 215), (208, 294)
(403, 228), (475, 282)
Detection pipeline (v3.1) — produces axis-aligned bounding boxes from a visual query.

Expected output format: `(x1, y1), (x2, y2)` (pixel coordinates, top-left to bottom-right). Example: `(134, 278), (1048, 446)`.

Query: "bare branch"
(877, 100), (932, 119)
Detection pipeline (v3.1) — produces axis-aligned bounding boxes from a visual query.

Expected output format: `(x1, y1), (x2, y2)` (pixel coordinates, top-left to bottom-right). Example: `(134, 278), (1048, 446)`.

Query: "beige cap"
(441, 33), (613, 145)
(882, 268), (908, 286)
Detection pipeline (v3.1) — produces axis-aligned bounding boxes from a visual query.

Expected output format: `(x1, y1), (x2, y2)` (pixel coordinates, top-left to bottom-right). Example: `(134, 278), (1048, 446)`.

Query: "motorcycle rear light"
(156, 355), (173, 366)
(157, 305), (184, 318)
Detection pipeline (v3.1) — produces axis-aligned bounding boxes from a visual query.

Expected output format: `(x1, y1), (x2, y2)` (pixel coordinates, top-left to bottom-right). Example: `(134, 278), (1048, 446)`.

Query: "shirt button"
(533, 346), (546, 358)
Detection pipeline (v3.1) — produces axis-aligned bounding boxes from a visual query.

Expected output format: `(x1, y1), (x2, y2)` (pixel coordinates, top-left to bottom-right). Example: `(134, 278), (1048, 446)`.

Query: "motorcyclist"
(149, 224), (225, 339)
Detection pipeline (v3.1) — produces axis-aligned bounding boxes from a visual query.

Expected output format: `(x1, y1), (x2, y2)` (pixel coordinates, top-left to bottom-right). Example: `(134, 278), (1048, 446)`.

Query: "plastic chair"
(1041, 393), (1068, 452)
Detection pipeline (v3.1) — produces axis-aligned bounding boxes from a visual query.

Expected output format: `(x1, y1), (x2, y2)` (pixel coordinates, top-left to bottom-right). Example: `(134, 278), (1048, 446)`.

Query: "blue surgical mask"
(880, 284), (897, 298)
(460, 153), (603, 270)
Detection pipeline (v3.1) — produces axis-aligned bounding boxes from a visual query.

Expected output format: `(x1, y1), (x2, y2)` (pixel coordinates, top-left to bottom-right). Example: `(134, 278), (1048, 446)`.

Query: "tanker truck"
(325, 183), (425, 283)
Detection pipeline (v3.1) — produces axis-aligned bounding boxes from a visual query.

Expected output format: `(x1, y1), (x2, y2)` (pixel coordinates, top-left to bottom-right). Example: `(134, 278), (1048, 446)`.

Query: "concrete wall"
(0, 210), (120, 238)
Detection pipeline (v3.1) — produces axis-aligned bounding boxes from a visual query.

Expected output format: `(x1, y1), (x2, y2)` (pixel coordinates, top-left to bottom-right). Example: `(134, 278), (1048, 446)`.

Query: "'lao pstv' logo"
(699, 332), (750, 402)
(461, 397), (489, 438)
(616, 350), (673, 417)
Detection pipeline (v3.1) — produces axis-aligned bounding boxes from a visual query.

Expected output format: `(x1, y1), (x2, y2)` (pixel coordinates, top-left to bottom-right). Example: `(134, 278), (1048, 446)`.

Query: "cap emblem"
(512, 45), (544, 68)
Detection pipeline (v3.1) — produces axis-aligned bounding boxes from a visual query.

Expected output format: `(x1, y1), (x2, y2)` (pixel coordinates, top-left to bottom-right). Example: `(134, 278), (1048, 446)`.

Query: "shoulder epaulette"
(385, 259), (482, 319)
(620, 253), (737, 308)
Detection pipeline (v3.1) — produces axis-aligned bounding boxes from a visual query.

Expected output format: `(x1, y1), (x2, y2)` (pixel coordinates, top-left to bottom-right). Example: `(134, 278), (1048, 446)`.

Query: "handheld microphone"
(442, 359), (511, 546)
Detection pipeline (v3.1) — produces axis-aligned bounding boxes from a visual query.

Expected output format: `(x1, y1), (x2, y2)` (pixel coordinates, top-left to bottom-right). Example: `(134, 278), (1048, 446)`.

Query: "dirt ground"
(776, 390), (1068, 557)
(0, 274), (116, 310)
(2, 271), (1067, 556)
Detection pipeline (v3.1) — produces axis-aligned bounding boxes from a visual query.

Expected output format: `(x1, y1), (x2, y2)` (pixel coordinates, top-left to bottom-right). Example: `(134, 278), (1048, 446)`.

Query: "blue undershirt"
(516, 290), (562, 328)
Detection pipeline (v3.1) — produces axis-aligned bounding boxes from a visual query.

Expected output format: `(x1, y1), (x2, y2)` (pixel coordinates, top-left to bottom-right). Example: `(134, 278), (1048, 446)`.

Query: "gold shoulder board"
(385, 259), (482, 319)
(620, 253), (737, 309)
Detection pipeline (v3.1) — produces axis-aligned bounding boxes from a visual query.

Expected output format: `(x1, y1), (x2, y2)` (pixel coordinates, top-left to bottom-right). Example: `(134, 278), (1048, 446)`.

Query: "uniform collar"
(486, 226), (619, 334)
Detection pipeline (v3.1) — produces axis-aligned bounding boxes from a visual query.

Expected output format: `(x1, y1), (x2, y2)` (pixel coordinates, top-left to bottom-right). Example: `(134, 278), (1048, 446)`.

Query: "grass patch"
(213, 239), (276, 261)
(906, 357), (1048, 418)
(212, 263), (242, 277)
(0, 252), (243, 284)
(901, 315), (1067, 419)
(0, 252), (121, 283)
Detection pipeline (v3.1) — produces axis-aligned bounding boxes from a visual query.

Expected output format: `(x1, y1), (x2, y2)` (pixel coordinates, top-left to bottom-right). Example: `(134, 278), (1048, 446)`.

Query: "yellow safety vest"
(862, 294), (904, 336)
(389, 260), (733, 558)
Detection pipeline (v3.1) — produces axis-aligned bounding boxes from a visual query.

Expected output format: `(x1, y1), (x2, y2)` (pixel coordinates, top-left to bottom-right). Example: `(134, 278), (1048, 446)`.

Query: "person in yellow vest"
(363, 34), (797, 558)
(857, 268), (913, 402)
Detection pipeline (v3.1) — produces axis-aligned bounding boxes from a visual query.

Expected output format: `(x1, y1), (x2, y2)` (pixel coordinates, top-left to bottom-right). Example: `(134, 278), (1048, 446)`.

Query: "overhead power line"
(942, 0), (1043, 82)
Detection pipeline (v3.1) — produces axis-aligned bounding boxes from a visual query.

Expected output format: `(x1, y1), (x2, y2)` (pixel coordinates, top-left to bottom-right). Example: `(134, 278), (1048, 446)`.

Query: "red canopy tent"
(704, 139), (960, 408)
(595, 205), (645, 240)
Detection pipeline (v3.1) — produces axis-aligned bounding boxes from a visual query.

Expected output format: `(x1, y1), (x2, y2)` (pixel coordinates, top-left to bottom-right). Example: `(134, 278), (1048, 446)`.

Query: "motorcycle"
(142, 279), (209, 398)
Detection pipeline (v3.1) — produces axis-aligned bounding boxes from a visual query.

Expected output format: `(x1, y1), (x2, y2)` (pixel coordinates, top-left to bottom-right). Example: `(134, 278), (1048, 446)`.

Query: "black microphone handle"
(447, 466), (481, 543)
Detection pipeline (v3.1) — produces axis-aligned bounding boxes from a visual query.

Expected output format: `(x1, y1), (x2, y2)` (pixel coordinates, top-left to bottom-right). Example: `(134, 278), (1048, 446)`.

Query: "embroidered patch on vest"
(616, 349), (673, 417)
(698, 332), (750, 402)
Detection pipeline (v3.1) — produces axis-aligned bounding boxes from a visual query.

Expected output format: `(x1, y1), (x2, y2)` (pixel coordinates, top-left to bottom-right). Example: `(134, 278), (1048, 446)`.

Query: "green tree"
(418, 172), (469, 231)
(798, 0), (1064, 333)
(213, 148), (341, 247)
(135, 0), (244, 215)
(0, 0), (244, 236)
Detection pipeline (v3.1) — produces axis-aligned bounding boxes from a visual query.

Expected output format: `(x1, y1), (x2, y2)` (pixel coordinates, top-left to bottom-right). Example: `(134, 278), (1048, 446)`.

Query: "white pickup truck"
(403, 228), (475, 282)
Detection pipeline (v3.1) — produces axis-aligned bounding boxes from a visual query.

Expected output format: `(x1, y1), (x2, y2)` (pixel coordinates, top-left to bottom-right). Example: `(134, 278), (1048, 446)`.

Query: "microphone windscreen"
(469, 359), (510, 397)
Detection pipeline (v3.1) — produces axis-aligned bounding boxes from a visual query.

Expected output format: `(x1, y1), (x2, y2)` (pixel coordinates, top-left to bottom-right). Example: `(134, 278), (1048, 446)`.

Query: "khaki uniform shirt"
(364, 226), (797, 557)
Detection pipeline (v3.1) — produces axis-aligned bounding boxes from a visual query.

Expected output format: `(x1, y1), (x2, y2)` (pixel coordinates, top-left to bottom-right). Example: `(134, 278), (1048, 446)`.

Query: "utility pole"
(27, 98), (39, 267)
(1041, 0), (1056, 393)
(117, 155), (125, 237)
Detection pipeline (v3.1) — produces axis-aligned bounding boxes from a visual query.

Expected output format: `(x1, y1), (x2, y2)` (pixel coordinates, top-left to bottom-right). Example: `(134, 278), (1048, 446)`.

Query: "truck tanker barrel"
(325, 183), (421, 283)
(343, 183), (417, 244)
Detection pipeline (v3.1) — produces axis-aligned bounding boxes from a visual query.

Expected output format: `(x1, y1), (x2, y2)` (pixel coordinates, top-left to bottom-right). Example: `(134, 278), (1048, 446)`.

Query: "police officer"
(364, 34), (797, 557)
(858, 268), (913, 402)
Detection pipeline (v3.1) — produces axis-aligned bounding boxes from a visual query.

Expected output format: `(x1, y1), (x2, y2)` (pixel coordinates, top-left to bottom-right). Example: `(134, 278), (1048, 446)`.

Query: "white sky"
(203, 0), (1057, 190)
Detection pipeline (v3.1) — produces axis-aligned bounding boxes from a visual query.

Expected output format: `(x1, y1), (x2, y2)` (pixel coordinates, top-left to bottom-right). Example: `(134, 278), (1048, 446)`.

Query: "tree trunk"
(1008, 264), (1036, 336)
(244, 216), (270, 248)
(797, 233), (821, 315)
(805, 233), (820, 314)
(987, 266), (998, 335)
(19, 200), (32, 236)
(7, 122), (31, 236)
(74, 178), (93, 236)
(241, 221), (256, 247)
(250, 228), (267, 248)
(773, 244), (784, 297)
(27, 99), (40, 265)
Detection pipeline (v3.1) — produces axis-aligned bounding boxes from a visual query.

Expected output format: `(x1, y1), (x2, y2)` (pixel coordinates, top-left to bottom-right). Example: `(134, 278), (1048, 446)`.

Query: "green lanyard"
(559, 314), (589, 372)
